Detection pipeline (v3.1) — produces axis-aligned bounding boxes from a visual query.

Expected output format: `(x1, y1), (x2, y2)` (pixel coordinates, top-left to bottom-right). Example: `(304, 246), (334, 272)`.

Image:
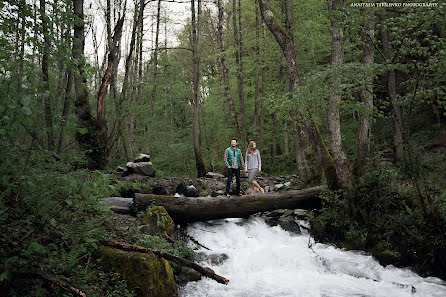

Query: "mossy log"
(98, 246), (178, 297)
(134, 185), (327, 223)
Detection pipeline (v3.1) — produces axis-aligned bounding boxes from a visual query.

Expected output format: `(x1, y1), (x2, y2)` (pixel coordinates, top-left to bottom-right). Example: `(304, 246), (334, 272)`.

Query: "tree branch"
(103, 240), (229, 285)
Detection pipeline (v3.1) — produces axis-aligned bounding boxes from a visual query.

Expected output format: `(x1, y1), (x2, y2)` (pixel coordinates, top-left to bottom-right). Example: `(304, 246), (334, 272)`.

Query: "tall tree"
(147, 0), (162, 153)
(217, 0), (240, 135)
(258, 0), (337, 188)
(284, 0), (311, 177)
(233, 0), (247, 145)
(327, 0), (355, 194)
(57, 69), (73, 153)
(72, 0), (106, 168)
(109, 1), (141, 160)
(40, 0), (55, 150)
(191, 0), (206, 177)
(252, 0), (260, 137)
(259, 22), (266, 149)
(354, 9), (374, 178)
(380, 11), (404, 163)
(97, 16), (124, 133)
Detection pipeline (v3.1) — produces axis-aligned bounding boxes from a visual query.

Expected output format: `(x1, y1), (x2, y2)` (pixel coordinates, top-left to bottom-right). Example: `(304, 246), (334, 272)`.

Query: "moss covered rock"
(142, 206), (175, 236)
(98, 247), (178, 297)
(372, 249), (400, 266)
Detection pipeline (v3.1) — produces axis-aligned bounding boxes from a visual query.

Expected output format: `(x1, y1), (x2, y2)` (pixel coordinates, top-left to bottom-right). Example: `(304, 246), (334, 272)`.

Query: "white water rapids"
(180, 217), (446, 297)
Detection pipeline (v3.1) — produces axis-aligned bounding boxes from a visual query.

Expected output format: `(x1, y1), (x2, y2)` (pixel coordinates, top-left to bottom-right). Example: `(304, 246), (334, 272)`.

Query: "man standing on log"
(224, 139), (245, 196)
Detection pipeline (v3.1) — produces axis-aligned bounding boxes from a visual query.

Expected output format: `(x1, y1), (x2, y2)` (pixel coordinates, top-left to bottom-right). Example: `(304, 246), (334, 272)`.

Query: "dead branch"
(103, 240), (229, 285)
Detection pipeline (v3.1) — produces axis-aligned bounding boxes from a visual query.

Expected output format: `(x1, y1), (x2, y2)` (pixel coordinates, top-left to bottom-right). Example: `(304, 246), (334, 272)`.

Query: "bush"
(0, 148), (134, 296)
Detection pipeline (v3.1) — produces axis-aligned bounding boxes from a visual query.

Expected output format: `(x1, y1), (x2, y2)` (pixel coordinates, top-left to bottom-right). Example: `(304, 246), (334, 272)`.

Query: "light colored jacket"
(245, 150), (261, 170)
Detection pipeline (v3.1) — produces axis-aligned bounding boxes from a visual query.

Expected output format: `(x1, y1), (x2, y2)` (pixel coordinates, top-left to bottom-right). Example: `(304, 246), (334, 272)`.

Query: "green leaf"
(21, 106), (32, 115)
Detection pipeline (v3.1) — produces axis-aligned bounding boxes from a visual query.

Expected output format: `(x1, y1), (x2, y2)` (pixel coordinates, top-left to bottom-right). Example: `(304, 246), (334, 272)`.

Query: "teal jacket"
(225, 147), (244, 168)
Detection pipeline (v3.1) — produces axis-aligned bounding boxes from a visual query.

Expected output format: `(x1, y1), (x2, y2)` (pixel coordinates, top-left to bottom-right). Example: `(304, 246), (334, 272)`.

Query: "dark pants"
(226, 168), (241, 195)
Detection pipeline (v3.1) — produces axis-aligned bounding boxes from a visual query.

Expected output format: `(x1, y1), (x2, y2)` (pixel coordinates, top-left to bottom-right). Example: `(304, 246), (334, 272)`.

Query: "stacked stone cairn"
(118, 153), (156, 177)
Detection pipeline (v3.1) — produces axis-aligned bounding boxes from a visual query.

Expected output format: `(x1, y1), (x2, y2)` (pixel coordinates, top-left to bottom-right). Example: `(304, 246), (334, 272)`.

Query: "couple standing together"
(224, 139), (264, 196)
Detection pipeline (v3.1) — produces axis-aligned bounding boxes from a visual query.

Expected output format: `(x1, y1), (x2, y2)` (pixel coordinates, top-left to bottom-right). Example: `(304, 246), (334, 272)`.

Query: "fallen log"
(104, 240), (229, 285)
(134, 185), (328, 223)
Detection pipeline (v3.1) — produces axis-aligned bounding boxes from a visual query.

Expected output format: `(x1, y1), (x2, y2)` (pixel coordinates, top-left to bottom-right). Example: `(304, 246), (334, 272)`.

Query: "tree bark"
(293, 122), (310, 180)
(133, 185), (327, 223)
(354, 10), (374, 178)
(97, 17), (124, 134)
(103, 241), (229, 285)
(327, 0), (354, 194)
(379, 11), (404, 163)
(217, 0), (240, 135)
(72, 0), (106, 169)
(192, 0), (206, 177)
(40, 0), (55, 150)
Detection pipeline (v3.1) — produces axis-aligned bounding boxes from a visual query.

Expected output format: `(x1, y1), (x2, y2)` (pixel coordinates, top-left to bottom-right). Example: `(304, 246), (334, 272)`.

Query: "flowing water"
(180, 217), (446, 297)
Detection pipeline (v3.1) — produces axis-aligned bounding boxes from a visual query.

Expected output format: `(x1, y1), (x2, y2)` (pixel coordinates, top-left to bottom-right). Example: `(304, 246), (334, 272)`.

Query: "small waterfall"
(180, 217), (446, 297)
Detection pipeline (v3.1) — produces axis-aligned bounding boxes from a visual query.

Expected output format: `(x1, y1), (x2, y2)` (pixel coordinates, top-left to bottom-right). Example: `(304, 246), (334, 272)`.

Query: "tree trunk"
(327, 0), (355, 194)
(233, 0), (247, 146)
(380, 11), (404, 163)
(293, 122), (307, 179)
(147, 0), (162, 153)
(72, 0), (106, 169)
(238, 0), (247, 145)
(108, 2), (141, 159)
(354, 10), (374, 178)
(97, 17), (124, 134)
(192, 0), (206, 177)
(253, 0), (260, 137)
(258, 0), (337, 189)
(259, 22), (266, 149)
(17, 0), (26, 95)
(57, 69), (73, 153)
(284, 0), (294, 158)
(40, 0), (54, 150)
(132, 185), (327, 223)
(217, 0), (240, 135)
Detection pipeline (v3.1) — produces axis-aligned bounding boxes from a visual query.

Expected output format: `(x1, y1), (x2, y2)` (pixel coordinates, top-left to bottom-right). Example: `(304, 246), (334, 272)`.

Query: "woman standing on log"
(245, 141), (264, 196)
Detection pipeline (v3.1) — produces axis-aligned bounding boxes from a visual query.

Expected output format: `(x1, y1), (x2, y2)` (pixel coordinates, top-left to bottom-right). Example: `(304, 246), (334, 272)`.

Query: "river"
(180, 217), (446, 297)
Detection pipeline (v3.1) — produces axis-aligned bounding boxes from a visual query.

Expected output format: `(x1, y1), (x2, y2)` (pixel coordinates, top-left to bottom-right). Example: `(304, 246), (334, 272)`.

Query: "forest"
(1, 0), (445, 296)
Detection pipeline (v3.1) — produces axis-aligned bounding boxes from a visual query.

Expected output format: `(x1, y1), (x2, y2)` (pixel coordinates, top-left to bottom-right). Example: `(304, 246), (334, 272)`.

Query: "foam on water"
(180, 217), (446, 297)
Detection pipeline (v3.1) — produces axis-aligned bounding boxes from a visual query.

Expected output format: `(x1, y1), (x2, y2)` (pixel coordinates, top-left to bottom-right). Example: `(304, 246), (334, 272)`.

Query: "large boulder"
(175, 184), (198, 197)
(98, 247), (178, 297)
(141, 206), (175, 236)
(257, 209), (309, 235)
(126, 161), (156, 177)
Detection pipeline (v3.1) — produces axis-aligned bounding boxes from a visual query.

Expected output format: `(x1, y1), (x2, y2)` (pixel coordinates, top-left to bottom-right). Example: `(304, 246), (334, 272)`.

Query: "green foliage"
(0, 146), (134, 296)
(310, 148), (446, 277)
